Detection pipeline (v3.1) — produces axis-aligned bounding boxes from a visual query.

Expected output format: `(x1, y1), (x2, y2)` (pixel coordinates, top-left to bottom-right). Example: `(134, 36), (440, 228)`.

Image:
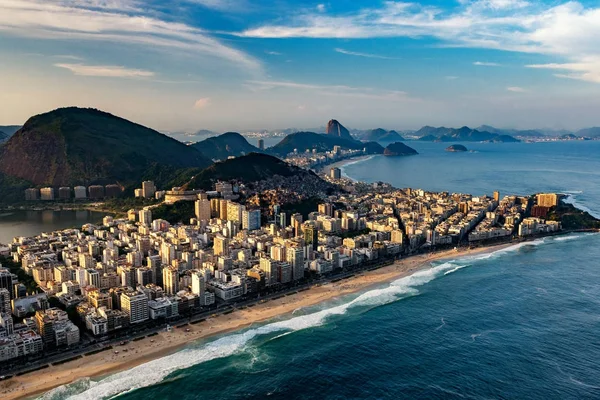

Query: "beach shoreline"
(318, 155), (375, 179)
(1, 241), (515, 400)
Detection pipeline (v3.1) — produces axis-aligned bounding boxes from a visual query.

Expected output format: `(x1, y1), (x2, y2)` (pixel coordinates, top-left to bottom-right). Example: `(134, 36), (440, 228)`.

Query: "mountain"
(416, 126), (519, 143)
(269, 132), (384, 157)
(326, 119), (353, 140)
(0, 107), (212, 187)
(575, 127), (600, 138)
(192, 132), (261, 161)
(0, 125), (22, 136)
(187, 153), (329, 191)
(0, 130), (9, 142)
(477, 125), (546, 138)
(383, 142), (418, 156)
(363, 128), (404, 142)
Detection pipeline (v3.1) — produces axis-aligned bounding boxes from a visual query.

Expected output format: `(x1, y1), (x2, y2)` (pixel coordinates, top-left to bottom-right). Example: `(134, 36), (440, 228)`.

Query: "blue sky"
(0, 0), (599, 132)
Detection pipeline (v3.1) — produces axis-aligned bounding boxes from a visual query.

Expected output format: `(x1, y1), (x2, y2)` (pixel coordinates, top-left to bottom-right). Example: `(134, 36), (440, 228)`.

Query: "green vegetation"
(0, 107), (212, 189)
(416, 126), (519, 142)
(445, 144), (468, 152)
(192, 132), (262, 160)
(547, 202), (600, 230)
(0, 256), (39, 294)
(282, 197), (323, 220)
(269, 131), (384, 157)
(188, 153), (306, 190)
(152, 201), (195, 224)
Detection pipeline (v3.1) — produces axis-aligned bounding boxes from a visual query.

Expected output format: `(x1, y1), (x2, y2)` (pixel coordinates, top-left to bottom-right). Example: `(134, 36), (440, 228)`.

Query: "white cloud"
(473, 61), (501, 66)
(507, 86), (527, 92)
(527, 58), (600, 83)
(245, 79), (418, 102)
(316, 4), (326, 13)
(236, 1), (600, 83)
(194, 97), (211, 109)
(265, 51), (283, 55)
(54, 63), (154, 78)
(334, 48), (399, 60)
(0, 0), (261, 72)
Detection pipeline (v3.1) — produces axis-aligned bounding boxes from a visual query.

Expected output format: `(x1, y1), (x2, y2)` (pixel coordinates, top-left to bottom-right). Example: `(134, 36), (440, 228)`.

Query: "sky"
(0, 0), (600, 132)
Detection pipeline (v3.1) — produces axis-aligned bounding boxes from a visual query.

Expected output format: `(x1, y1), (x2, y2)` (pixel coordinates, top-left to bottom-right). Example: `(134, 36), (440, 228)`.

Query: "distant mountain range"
(0, 107), (212, 189)
(268, 131), (384, 156)
(415, 126), (520, 143)
(192, 132), (261, 161)
(361, 128), (405, 142)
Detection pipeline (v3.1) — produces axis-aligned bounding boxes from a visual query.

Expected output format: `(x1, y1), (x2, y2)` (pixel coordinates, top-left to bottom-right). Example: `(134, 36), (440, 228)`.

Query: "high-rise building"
(162, 266), (179, 295)
(259, 258), (278, 286)
(0, 268), (14, 298)
(318, 203), (333, 216)
(74, 186), (87, 199)
(40, 187), (55, 201)
(24, 188), (40, 201)
(58, 187), (71, 200)
(537, 193), (558, 207)
(279, 212), (287, 228)
(105, 184), (122, 198)
(303, 221), (319, 251)
(88, 185), (105, 199)
(291, 213), (303, 236)
(142, 181), (156, 198)
(35, 308), (80, 347)
(493, 191), (500, 203)
(191, 271), (206, 296)
(139, 209), (152, 226)
(214, 235), (229, 256)
(227, 202), (245, 225)
(258, 139), (265, 150)
(195, 199), (211, 222)
(330, 167), (342, 180)
(0, 288), (10, 313)
(287, 247), (305, 281)
(160, 242), (175, 265)
(219, 199), (228, 220)
(121, 292), (149, 324)
(242, 209), (261, 231)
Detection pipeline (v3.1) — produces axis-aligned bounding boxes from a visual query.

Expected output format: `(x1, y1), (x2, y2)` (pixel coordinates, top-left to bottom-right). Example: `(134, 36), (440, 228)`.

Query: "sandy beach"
(322, 155), (375, 177)
(0, 242), (513, 399)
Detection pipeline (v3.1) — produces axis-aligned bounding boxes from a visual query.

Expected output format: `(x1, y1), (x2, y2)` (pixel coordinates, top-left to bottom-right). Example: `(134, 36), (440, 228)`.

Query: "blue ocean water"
(42, 142), (600, 400)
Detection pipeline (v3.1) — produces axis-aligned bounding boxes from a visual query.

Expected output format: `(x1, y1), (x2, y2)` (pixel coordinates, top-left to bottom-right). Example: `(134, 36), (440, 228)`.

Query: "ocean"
(42, 141), (600, 400)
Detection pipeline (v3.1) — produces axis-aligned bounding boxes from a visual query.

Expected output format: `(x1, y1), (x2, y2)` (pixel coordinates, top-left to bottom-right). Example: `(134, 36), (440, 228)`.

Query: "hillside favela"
(1, 1), (600, 400)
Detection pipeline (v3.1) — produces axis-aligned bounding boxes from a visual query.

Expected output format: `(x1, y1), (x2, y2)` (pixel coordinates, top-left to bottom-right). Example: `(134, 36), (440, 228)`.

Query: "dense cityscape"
(0, 149), (569, 373)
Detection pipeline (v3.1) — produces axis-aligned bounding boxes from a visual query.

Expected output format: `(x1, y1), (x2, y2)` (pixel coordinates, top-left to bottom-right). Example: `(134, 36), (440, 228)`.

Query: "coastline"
(324, 154), (375, 179)
(0, 242), (515, 400)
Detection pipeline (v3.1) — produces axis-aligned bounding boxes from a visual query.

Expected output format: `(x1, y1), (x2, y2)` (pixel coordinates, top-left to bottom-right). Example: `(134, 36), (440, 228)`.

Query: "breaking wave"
(41, 234), (593, 400)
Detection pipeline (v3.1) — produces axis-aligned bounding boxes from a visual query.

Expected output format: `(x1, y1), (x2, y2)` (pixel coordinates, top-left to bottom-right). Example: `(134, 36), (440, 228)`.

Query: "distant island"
(446, 144), (468, 152)
(383, 142), (418, 156)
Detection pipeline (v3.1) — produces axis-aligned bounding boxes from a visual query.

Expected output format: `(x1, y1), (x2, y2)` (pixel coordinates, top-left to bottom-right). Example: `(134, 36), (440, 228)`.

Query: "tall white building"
(287, 247), (305, 281)
(162, 266), (179, 296)
(121, 292), (149, 324)
(142, 181), (156, 198)
(139, 209), (152, 226)
(191, 271), (206, 296)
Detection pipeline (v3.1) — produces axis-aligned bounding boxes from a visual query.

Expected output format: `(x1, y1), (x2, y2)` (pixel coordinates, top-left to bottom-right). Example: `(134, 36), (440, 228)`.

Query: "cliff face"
(0, 107), (212, 186)
(326, 119), (353, 140)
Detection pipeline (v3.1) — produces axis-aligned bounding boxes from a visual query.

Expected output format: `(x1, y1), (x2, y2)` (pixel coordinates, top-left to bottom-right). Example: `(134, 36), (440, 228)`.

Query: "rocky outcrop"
(326, 119), (353, 140)
(383, 142), (418, 156)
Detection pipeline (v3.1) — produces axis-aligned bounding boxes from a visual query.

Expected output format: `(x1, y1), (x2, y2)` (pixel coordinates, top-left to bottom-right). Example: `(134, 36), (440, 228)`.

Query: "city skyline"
(1, 0), (600, 131)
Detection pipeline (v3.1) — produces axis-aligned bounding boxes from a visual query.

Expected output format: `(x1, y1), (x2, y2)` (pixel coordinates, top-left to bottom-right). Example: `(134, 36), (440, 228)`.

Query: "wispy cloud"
(316, 4), (326, 13)
(474, 61), (501, 66)
(334, 48), (399, 60)
(194, 97), (211, 109)
(265, 51), (283, 56)
(526, 59), (600, 83)
(0, 0), (261, 73)
(236, 1), (600, 83)
(245, 79), (417, 102)
(54, 63), (154, 78)
(507, 86), (527, 92)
